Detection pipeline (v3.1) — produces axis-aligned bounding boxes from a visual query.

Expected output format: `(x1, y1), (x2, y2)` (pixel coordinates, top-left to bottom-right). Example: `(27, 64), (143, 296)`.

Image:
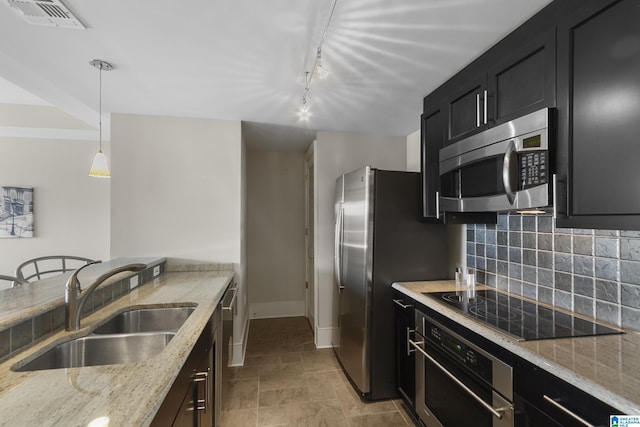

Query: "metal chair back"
(15, 255), (96, 282)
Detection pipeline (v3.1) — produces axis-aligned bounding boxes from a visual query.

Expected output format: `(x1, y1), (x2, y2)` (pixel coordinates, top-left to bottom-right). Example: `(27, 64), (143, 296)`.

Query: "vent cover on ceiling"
(5, 0), (85, 29)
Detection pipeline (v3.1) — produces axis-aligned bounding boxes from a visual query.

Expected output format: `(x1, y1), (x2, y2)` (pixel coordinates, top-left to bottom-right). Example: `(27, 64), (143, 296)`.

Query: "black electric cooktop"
(424, 289), (623, 341)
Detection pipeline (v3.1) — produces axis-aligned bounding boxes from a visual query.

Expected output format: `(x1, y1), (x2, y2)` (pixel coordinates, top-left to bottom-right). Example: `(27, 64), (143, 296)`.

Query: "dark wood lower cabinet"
(393, 290), (415, 410)
(152, 308), (221, 427)
(514, 358), (622, 426)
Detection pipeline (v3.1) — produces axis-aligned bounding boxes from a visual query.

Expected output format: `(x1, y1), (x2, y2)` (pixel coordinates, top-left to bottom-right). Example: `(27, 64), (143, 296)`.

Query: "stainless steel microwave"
(438, 108), (554, 213)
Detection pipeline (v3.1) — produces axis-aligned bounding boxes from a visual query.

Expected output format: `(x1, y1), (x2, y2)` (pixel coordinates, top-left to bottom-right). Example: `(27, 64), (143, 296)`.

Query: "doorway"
(304, 145), (316, 334)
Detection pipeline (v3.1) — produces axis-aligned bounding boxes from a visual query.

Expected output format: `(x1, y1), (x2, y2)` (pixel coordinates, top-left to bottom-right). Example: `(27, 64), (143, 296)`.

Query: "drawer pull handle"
(393, 299), (412, 309)
(194, 370), (209, 412)
(543, 395), (595, 427)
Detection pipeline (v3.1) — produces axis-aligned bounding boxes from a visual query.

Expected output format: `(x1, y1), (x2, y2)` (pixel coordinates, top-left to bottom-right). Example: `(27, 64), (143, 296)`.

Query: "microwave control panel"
(520, 151), (548, 189)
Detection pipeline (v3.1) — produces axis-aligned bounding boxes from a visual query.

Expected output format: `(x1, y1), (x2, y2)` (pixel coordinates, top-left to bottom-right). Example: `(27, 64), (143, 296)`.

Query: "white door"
(304, 148), (315, 333)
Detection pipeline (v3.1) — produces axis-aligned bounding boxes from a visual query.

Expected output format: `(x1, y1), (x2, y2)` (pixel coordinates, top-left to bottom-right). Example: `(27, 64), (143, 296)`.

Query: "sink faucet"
(65, 261), (146, 331)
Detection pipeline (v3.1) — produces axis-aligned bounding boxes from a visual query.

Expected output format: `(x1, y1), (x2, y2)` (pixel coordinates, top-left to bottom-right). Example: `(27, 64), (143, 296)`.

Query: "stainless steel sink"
(13, 332), (175, 371)
(93, 306), (195, 334)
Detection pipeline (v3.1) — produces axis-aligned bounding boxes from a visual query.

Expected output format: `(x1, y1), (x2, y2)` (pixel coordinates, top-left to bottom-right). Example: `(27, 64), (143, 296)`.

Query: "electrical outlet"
(129, 275), (139, 290)
(153, 265), (160, 277)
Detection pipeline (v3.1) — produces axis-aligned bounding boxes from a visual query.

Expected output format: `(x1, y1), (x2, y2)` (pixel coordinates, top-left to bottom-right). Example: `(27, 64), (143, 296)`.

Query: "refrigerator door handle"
(334, 207), (345, 291)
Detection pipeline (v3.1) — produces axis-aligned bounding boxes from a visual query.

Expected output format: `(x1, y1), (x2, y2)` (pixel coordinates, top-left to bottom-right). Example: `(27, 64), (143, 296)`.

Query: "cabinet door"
(420, 103), (445, 220)
(515, 359), (622, 426)
(444, 72), (487, 144)
(393, 292), (415, 410)
(556, 0), (640, 229)
(487, 27), (556, 125)
(151, 315), (215, 427)
(172, 385), (198, 427)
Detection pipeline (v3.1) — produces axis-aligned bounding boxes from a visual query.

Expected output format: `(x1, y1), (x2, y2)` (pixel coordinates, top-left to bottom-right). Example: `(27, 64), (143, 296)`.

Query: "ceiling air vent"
(5, 0), (85, 29)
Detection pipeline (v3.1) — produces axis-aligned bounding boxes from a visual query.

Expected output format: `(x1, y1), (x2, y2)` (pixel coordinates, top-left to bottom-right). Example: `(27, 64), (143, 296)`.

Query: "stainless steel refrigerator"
(333, 166), (451, 400)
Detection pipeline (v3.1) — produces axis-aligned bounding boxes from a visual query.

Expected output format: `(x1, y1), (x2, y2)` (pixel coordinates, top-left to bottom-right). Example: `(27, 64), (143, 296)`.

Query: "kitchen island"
(394, 280), (640, 416)
(0, 266), (234, 426)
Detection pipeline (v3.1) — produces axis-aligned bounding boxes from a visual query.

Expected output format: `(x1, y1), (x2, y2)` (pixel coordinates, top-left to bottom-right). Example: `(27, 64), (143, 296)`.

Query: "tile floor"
(221, 317), (415, 426)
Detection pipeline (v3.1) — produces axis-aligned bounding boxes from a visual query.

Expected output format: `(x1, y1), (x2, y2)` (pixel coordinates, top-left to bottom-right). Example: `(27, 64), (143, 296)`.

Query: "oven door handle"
(543, 395), (595, 427)
(409, 339), (510, 420)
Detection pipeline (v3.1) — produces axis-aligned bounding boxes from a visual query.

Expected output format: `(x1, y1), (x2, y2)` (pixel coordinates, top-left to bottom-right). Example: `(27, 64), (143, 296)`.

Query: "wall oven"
(409, 309), (514, 427)
(439, 108), (554, 213)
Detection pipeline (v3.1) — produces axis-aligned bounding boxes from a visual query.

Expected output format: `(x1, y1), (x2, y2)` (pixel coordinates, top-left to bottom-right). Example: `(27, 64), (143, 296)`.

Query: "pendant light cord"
(98, 63), (102, 153)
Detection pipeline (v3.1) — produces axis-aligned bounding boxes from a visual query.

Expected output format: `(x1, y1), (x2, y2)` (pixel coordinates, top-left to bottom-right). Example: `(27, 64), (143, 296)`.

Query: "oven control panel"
(427, 323), (492, 384)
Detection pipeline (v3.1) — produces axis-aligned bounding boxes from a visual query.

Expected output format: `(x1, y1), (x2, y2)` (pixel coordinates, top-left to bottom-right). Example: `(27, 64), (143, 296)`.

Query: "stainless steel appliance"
(423, 289), (623, 341)
(439, 108), (554, 213)
(411, 290), (623, 427)
(410, 309), (514, 427)
(333, 166), (451, 400)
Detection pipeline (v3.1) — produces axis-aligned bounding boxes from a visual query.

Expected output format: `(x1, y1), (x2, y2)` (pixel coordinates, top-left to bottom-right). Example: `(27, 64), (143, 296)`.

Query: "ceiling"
(0, 0), (553, 150)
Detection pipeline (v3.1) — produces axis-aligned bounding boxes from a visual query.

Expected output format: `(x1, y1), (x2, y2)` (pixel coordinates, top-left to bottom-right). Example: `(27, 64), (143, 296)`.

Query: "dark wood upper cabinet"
(556, 0), (640, 229)
(422, 0), (640, 229)
(436, 23), (556, 147)
(420, 100), (445, 220)
(487, 28), (556, 126)
(444, 70), (488, 144)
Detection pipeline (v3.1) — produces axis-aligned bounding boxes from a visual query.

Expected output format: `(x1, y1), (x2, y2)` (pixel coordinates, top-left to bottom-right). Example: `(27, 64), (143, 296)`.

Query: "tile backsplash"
(467, 213), (640, 332)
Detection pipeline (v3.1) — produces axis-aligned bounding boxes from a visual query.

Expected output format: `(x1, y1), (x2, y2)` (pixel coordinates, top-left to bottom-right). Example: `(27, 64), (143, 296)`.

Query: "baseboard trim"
(315, 326), (337, 349)
(249, 300), (305, 319)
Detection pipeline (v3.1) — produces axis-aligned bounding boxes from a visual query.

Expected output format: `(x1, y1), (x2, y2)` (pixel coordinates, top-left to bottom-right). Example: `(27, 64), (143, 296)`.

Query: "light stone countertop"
(0, 269), (234, 427)
(393, 280), (640, 415)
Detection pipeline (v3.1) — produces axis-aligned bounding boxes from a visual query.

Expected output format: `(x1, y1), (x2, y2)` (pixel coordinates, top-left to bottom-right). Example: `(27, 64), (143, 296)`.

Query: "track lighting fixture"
(296, 0), (337, 121)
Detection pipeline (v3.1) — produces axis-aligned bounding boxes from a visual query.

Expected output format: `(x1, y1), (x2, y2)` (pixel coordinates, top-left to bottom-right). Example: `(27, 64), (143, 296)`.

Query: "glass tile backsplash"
(467, 213), (640, 331)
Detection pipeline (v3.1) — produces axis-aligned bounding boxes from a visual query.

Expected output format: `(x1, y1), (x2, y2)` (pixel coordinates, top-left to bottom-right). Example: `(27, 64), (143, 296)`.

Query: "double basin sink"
(13, 306), (195, 372)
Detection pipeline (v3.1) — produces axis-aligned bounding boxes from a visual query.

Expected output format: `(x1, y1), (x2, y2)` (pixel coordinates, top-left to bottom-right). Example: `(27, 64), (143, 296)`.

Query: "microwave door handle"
(502, 140), (517, 205)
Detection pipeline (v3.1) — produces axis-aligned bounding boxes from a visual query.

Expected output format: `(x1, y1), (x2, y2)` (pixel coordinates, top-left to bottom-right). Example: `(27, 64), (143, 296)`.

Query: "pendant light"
(88, 59), (113, 178)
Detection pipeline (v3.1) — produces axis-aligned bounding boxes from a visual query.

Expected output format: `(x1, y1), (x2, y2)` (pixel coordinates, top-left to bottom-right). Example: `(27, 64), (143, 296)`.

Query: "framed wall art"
(0, 186), (34, 238)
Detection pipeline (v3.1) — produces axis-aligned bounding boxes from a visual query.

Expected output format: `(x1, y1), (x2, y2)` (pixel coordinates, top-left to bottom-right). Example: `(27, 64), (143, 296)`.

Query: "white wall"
(406, 129), (421, 172)
(110, 114), (242, 263)
(314, 131), (407, 347)
(246, 150), (306, 319)
(110, 113), (248, 364)
(110, 113), (249, 364)
(0, 136), (110, 281)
